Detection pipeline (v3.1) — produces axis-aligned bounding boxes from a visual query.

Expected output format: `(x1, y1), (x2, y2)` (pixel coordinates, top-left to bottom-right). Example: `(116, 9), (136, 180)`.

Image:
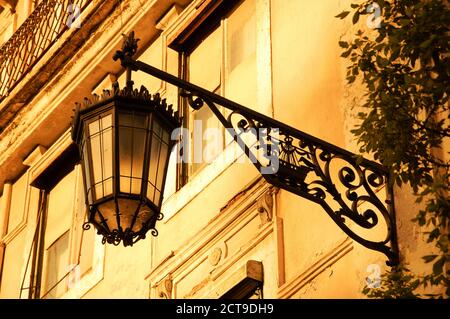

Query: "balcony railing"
(0, 0), (89, 103)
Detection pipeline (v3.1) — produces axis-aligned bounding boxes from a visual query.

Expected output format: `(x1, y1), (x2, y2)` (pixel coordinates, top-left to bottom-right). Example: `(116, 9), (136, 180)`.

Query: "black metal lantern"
(71, 84), (180, 246)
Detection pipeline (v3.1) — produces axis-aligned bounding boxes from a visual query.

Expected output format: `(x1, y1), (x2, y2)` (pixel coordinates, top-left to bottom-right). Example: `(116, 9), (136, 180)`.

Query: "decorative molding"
(277, 237), (353, 298)
(171, 199), (272, 298)
(257, 186), (278, 225)
(153, 274), (173, 299)
(0, 182), (12, 240)
(148, 250), (175, 280)
(164, 0), (216, 49)
(210, 221), (272, 282)
(208, 247), (222, 266)
(179, 223), (273, 299)
(0, 0), (17, 13)
(156, 4), (183, 31)
(27, 130), (72, 187)
(1, 172), (32, 245)
(22, 145), (47, 167)
(146, 178), (274, 295)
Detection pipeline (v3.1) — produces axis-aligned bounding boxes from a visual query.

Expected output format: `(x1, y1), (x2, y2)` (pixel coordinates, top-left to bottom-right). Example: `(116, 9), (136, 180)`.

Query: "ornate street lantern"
(71, 84), (180, 246)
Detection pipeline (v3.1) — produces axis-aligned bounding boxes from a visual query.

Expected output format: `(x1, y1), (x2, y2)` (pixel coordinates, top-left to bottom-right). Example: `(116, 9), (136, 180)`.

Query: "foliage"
(336, 0), (449, 298)
(362, 265), (420, 298)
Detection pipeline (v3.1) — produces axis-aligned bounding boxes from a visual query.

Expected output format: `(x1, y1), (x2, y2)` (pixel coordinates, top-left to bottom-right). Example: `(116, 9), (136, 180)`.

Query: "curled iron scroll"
(179, 87), (397, 265)
(221, 108), (397, 265)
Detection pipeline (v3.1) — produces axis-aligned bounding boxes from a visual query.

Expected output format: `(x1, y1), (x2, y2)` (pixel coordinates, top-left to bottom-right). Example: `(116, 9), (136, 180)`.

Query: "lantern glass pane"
(146, 119), (171, 205)
(147, 129), (161, 202)
(82, 138), (93, 205)
(155, 140), (170, 206)
(119, 112), (147, 194)
(88, 114), (113, 200)
(153, 120), (162, 138)
(156, 142), (168, 191)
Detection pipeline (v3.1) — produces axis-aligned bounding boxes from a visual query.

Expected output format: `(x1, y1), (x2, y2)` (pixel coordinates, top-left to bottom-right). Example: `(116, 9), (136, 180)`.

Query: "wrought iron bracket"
(113, 32), (399, 266)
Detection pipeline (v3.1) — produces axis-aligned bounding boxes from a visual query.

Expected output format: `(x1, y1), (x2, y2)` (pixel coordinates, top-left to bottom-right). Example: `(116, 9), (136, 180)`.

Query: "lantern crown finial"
(113, 31), (140, 64)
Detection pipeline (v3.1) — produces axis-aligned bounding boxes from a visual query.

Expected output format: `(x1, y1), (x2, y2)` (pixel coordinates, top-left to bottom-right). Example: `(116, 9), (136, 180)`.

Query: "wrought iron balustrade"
(0, 0), (89, 103)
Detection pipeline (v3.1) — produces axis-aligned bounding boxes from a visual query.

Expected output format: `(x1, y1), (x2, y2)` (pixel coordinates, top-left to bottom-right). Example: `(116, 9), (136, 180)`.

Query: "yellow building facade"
(0, 0), (440, 299)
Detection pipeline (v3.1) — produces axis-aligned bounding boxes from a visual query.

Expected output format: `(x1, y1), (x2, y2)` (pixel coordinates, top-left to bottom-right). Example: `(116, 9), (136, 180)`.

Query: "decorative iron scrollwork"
(180, 90), (204, 110)
(113, 31), (399, 265)
(159, 89), (398, 265)
(112, 31), (140, 62)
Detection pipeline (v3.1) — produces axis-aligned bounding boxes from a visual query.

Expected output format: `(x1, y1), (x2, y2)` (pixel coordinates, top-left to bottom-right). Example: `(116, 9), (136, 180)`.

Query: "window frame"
(152, 0), (272, 222)
(25, 131), (105, 299)
(174, 0), (251, 185)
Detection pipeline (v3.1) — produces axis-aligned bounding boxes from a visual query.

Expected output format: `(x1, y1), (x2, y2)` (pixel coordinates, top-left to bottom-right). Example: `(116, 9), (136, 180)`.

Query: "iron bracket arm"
(113, 32), (399, 266)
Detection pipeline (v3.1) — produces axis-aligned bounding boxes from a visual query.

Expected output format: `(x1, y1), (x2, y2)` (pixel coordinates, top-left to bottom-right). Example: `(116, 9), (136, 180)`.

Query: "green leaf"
(427, 228), (440, 242)
(335, 11), (350, 19)
(376, 55), (389, 67)
(398, 18), (410, 26)
(339, 41), (349, 48)
(432, 257), (445, 275)
(341, 50), (351, 58)
(437, 235), (449, 250)
(420, 38), (433, 49)
(422, 255), (437, 263)
(352, 11), (360, 24)
(419, 35), (436, 49)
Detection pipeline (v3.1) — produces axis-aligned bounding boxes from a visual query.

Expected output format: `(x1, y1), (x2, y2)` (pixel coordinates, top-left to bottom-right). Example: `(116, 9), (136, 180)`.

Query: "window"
(39, 165), (96, 299)
(179, 0), (257, 181)
(28, 144), (97, 299)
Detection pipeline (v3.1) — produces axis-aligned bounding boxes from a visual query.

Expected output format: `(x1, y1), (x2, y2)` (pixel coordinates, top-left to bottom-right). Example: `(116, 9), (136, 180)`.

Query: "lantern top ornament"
(113, 31), (140, 62)
(71, 84), (181, 142)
